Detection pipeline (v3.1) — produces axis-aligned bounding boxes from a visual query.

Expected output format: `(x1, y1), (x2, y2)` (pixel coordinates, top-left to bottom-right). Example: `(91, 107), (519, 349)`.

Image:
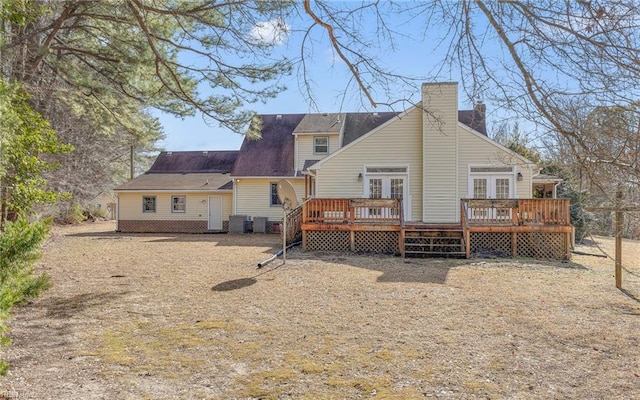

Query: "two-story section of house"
(230, 112), (400, 225)
(116, 82), (552, 235)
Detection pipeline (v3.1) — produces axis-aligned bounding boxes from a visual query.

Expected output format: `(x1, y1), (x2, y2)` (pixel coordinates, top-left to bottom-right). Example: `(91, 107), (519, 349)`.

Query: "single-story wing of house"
(115, 150), (237, 233)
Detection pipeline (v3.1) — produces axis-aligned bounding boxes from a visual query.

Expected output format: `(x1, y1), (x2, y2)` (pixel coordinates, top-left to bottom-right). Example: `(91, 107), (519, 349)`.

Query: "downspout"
(455, 123), (459, 222)
(115, 193), (120, 232)
(232, 179), (238, 215)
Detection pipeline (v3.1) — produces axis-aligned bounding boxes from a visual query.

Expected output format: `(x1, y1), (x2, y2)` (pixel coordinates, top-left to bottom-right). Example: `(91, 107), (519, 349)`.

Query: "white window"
(314, 137), (328, 154)
(142, 196), (156, 213)
(171, 195), (186, 213)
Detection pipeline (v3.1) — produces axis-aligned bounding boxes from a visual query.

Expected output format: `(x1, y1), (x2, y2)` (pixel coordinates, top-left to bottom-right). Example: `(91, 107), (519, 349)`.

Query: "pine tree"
(0, 216), (51, 375)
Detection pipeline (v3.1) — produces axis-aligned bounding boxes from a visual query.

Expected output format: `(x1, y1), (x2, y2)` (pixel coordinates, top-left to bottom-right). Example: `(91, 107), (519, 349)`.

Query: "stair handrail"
(285, 204), (303, 244)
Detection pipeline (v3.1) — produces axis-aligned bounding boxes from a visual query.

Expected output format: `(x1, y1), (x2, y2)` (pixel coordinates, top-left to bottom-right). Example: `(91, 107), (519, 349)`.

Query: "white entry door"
(208, 196), (222, 230)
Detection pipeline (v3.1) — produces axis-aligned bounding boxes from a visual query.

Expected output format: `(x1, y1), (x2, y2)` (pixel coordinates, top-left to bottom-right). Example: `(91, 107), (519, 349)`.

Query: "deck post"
(349, 230), (355, 252)
(302, 230), (307, 251)
(465, 230), (470, 258)
(511, 232), (518, 257)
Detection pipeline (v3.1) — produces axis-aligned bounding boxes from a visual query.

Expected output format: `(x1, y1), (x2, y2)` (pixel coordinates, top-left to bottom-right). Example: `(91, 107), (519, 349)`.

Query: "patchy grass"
(0, 221), (639, 399)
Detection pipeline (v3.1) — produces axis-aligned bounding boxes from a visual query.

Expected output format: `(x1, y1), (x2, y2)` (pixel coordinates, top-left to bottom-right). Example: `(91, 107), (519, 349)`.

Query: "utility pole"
(615, 191), (623, 289)
(130, 145), (134, 180)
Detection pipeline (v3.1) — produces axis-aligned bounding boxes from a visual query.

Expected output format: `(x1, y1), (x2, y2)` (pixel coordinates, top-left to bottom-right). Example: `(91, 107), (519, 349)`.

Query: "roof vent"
(203, 151), (208, 155)
(276, 114), (282, 119)
(167, 151), (172, 155)
(373, 112), (379, 117)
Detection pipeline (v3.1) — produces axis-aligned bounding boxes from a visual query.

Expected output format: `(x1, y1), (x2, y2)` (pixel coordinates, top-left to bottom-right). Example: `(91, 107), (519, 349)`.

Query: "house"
(89, 191), (117, 220)
(114, 82), (571, 258)
(115, 151), (237, 232)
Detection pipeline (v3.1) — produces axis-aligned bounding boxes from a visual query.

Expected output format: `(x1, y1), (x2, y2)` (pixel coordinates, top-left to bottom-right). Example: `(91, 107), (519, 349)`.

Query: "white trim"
(114, 189), (231, 193)
(142, 195), (157, 213)
(294, 134), (299, 176)
(229, 175), (304, 180)
(313, 136), (329, 155)
(455, 114), (459, 211)
(171, 195), (186, 213)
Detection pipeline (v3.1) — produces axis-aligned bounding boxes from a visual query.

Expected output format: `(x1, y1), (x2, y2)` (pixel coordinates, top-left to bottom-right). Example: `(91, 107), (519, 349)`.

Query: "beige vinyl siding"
(219, 192), (233, 220)
(118, 192), (232, 221)
(295, 134), (340, 171)
(422, 83), (459, 223)
(234, 178), (305, 220)
(313, 108), (423, 221)
(457, 125), (533, 199)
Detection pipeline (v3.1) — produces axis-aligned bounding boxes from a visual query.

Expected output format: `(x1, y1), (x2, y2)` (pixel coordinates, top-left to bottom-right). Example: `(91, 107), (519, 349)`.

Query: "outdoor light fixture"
(517, 172), (524, 181)
(358, 172), (363, 182)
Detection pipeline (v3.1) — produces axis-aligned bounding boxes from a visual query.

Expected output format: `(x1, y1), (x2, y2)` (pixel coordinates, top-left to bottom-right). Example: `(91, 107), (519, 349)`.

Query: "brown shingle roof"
(293, 113), (344, 134)
(341, 108), (488, 146)
(342, 112), (399, 146)
(114, 173), (232, 191)
(302, 159), (321, 171)
(148, 150), (238, 173)
(458, 103), (487, 136)
(231, 114), (305, 177)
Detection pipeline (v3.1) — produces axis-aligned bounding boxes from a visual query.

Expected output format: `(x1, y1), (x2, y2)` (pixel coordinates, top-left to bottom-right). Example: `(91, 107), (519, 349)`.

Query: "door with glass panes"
(472, 175), (513, 219)
(366, 176), (405, 217)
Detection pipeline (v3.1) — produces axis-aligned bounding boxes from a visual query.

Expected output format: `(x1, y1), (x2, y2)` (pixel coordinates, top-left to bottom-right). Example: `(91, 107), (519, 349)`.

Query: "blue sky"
(155, 5), (493, 151)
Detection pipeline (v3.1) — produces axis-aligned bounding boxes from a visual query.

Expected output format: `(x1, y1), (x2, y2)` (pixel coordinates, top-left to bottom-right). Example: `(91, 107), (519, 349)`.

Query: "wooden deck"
(291, 198), (573, 259)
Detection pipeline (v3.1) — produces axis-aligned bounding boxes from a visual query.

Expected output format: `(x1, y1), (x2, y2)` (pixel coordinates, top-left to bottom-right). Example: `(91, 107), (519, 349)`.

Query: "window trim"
(142, 196), (156, 213)
(313, 136), (329, 154)
(365, 166), (408, 174)
(468, 165), (516, 199)
(171, 195), (186, 213)
(270, 182), (282, 207)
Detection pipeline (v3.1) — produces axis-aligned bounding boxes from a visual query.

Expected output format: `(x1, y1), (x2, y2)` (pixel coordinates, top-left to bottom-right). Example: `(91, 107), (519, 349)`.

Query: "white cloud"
(250, 18), (290, 46)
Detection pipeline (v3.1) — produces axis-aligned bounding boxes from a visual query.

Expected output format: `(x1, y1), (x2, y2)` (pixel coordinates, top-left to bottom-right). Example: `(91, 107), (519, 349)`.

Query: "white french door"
(471, 175), (513, 219)
(472, 175), (512, 200)
(366, 175), (406, 216)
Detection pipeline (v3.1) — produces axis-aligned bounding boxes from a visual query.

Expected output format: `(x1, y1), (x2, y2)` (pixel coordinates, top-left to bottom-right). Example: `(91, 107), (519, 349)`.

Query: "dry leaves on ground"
(0, 221), (639, 399)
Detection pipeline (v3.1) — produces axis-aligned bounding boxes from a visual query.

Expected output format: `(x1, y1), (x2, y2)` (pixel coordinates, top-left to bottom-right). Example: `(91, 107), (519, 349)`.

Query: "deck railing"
(461, 198), (571, 226)
(303, 198), (403, 225)
(285, 205), (303, 244)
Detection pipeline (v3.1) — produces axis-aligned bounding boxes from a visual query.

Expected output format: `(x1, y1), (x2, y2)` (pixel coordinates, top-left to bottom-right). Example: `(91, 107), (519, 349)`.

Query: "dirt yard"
(1, 221), (639, 399)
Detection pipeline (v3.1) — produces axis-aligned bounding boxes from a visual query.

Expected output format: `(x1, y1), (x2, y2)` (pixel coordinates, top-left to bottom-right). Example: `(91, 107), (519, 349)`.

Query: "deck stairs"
(403, 224), (466, 258)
